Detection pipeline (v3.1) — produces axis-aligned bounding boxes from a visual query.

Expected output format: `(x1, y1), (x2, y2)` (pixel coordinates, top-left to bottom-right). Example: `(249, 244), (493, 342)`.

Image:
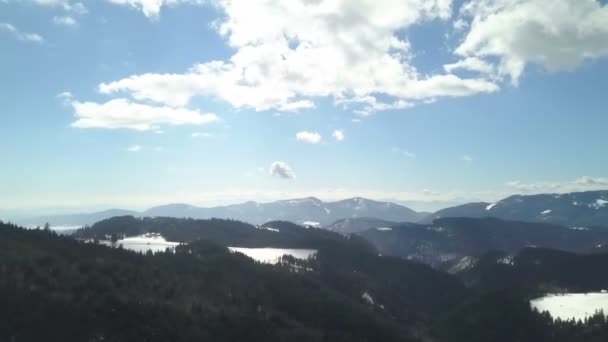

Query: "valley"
(3, 190), (608, 341)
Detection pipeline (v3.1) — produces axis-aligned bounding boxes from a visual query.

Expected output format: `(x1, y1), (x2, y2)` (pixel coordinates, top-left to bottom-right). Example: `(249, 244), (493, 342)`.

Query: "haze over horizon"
(2, 0), (608, 213)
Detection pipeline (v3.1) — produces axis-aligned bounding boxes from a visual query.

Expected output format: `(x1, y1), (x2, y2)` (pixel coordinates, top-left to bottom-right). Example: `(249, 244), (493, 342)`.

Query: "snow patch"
(531, 293), (608, 321)
(362, 292), (374, 305)
(497, 256), (514, 266)
(590, 199), (608, 209)
(229, 247), (316, 264)
(258, 226), (280, 233)
(486, 203), (497, 211)
(376, 227), (392, 231)
(448, 256), (478, 274)
(302, 221), (321, 228)
(104, 234), (180, 254)
(570, 227), (589, 231)
(540, 209), (552, 215)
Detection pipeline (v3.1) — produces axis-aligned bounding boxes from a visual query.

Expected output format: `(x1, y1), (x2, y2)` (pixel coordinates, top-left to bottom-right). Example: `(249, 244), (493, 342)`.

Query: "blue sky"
(1, 0), (608, 213)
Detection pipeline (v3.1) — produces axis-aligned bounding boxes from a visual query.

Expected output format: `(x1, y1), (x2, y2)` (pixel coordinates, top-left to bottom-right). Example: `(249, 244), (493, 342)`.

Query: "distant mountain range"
(14, 190), (608, 229)
(19, 197), (424, 227)
(421, 190), (608, 227)
(358, 217), (608, 266)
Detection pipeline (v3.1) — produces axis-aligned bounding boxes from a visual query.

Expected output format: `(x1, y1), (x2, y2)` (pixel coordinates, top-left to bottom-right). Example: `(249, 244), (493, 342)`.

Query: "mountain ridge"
(19, 197), (424, 227)
(420, 190), (608, 227)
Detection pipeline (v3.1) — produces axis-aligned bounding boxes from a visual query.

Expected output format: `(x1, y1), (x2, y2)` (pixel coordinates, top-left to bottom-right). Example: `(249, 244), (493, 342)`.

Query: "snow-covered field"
(530, 293), (608, 321)
(228, 247), (317, 264)
(110, 234), (180, 253)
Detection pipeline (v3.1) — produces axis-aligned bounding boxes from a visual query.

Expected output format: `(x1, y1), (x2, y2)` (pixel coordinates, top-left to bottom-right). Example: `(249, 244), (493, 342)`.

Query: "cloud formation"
(63, 0), (608, 119)
(506, 177), (608, 193)
(93, 0), (498, 115)
(52, 16), (77, 27)
(453, 0), (608, 84)
(392, 147), (416, 158)
(296, 131), (321, 144)
(70, 98), (219, 131)
(269, 161), (296, 179)
(106, 0), (203, 18)
(29, 0), (87, 14)
(126, 145), (141, 152)
(0, 22), (43, 43)
(191, 132), (212, 138)
(332, 130), (344, 142)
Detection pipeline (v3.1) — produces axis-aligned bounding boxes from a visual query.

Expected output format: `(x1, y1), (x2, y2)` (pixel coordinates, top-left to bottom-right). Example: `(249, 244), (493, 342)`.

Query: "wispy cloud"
(0, 23), (44, 43)
(461, 155), (473, 162)
(104, 0), (203, 18)
(332, 130), (345, 142)
(191, 132), (212, 138)
(52, 16), (77, 27)
(27, 0), (88, 14)
(269, 161), (296, 179)
(296, 131), (322, 144)
(126, 145), (141, 152)
(56, 91), (74, 105)
(69, 98), (219, 131)
(506, 176), (608, 193)
(393, 147), (416, 158)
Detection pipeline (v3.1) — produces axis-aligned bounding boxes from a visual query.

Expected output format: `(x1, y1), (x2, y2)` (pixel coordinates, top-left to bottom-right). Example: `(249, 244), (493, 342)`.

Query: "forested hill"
(7, 221), (608, 341)
(451, 247), (608, 291)
(358, 217), (608, 266)
(73, 216), (371, 250)
(0, 221), (467, 342)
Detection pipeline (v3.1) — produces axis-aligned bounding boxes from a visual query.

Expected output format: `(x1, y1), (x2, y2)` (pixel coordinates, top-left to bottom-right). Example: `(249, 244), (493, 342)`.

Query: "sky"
(1, 0), (608, 214)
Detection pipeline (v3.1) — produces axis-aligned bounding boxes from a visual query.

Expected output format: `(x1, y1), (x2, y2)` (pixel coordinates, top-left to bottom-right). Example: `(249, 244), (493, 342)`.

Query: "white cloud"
(296, 131), (322, 144)
(126, 145), (141, 152)
(269, 161), (296, 179)
(453, 18), (468, 30)
(337, 96), (414, 116)
(56, 91), (73, 105)
(507, 176), (608, 193)
(70, 98), (219, 131)
(444, 57), (495, 74)
(63, 1), (87, 14)
(0, 22), (44, 43)
(191, 131), (212, 138)
(93, 0), (499, 115)
(575, 176), (608, 187)
(455, 0), (608, 84)
(31, 0), (68, 4)
(106, 0), (204, 18)
(332, 130), (345, 142)
(393, 147), (416, 158)
(23, 0), (88, 14)
(462, 154), (473, 162)
(52, 16), (77, 27)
